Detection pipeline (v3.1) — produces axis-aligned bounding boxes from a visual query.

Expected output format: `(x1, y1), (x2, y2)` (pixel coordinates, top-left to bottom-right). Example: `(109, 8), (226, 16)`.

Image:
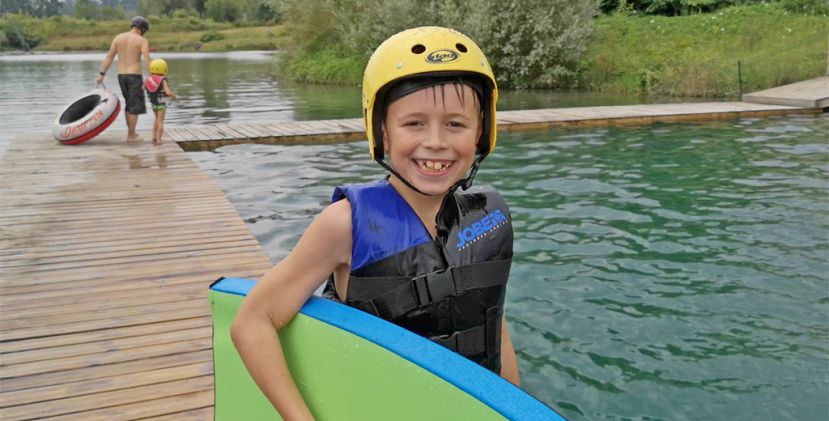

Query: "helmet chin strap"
(376, 155), (484, 197)
(455, 155), (484, 191)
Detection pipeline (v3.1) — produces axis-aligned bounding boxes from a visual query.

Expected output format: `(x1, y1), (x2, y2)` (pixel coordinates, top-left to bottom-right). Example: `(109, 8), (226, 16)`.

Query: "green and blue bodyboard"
(210, 277), (565, 420)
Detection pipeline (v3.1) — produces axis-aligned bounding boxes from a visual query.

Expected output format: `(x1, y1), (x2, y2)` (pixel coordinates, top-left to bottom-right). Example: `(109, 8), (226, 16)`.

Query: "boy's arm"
(231, 199), (352, 420)
(500, 315), (521, 386)
(96, 38), (118, 84)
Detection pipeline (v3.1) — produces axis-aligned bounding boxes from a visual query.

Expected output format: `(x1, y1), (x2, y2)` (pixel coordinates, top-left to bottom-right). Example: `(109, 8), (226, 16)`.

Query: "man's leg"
(119, 74), (145, 142)
(126, 112), (139, 141)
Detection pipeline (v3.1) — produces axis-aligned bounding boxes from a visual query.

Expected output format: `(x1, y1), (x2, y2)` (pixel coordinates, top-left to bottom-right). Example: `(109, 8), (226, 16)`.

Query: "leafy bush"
(279, 0), (600, 88)
(0, 14), (46, 50)
(454, 0), (599, 88)
(172, 8), (201, 19)
(200, 30), (225, 43)
(779, 0), (829, 14)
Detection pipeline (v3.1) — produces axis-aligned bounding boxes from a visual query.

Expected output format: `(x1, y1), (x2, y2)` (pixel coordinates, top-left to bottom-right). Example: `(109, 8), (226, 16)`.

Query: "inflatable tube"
(52, 88), (120, 145)
(210, 277), (566, 421)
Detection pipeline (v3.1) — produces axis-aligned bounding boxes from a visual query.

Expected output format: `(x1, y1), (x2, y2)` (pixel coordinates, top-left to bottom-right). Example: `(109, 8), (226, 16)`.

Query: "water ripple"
(190, 114), (829, 420)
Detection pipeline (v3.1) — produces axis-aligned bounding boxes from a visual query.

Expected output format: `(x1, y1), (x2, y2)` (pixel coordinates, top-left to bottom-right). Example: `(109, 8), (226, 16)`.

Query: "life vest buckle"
(411, 268), (458, 306)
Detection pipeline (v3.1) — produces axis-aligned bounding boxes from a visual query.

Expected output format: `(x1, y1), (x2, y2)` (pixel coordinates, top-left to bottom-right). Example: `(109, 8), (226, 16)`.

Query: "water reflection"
(1, 50), (710, 146)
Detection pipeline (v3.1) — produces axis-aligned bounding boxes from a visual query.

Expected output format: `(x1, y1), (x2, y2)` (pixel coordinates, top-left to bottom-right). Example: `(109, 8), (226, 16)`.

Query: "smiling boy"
(231, 27), (519, 420)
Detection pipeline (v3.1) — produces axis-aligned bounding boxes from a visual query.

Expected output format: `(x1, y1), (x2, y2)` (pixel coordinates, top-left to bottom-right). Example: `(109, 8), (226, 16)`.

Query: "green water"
(192, 113), (829, 420)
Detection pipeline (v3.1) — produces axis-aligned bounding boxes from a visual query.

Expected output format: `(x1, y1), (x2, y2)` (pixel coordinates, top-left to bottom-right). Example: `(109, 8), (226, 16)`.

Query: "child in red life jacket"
(230, 27), (519, 420)
(145, 58), (176, 145)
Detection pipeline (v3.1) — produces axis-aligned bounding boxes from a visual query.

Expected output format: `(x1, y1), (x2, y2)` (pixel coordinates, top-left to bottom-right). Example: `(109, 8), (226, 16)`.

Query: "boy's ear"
(382, 123), (390, 151)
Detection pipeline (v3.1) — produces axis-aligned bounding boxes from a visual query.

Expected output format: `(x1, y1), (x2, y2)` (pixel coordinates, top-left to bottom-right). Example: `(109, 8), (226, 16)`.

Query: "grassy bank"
(4, 5), (827, 98)
(0, 15), (289, 52)
(578, 4), (829, 97)
(280, 3), (828, 96)
(280, 43), (365, 85)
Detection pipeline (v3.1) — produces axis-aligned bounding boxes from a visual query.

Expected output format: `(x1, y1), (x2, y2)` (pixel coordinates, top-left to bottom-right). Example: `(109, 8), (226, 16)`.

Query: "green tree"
(254, 0), (281, 22)
(205, 0), (242, 22)
(1, 0), (63, 16)
(74, 0), (100, 19)
(138, 0), (195, 16)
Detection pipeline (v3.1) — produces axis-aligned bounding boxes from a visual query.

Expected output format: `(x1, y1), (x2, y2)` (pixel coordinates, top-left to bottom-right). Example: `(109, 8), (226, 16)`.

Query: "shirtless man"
(96, 16), (152, 142)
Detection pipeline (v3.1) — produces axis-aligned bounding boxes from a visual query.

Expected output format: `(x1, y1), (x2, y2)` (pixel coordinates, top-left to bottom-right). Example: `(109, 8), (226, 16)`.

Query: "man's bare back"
(111, 31), (150, 74)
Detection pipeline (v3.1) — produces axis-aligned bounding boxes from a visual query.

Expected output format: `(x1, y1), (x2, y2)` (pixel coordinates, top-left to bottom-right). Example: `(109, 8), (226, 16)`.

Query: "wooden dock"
(743, 76), (829, 108)
(0, 133), (273, 419)
(165, 101), (823, 151)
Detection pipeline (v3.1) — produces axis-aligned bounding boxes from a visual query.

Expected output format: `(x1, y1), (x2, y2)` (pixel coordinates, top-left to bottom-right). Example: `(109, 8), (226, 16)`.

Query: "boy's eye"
(448, 121), (466, 128)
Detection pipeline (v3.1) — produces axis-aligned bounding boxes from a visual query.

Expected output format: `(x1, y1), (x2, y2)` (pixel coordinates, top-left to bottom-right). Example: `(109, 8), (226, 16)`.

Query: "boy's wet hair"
(381, 75), (484, 120)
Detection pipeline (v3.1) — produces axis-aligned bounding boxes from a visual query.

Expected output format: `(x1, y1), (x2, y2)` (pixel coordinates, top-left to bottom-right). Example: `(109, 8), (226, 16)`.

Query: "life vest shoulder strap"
(144, 75), (165, 93)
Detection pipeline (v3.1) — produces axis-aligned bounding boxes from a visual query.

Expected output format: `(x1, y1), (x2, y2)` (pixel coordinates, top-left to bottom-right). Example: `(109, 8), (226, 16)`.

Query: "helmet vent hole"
(456, 43), (468, 53)
(411, 44), (426, 54)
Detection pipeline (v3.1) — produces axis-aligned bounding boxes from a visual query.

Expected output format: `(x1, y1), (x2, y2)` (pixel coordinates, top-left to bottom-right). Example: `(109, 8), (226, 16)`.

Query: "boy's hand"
(95, 74), (104, 85)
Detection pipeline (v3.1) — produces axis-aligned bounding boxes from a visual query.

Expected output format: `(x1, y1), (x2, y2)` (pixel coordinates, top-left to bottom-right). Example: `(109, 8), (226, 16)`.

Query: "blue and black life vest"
(323, 178), (513, 373)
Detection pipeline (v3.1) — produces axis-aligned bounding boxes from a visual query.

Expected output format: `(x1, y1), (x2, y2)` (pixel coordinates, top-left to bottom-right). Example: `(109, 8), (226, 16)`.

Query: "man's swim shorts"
(118, 74), (147, 114)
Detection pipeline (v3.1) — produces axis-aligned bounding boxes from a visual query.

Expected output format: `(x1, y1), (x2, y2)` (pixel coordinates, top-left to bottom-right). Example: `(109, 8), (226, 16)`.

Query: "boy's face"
(382, 84), (482, 196)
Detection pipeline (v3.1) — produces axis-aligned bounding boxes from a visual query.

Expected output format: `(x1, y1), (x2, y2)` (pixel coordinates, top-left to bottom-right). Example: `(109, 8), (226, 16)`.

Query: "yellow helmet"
(149, 58), (168, 75)
(363, 26), (498, 162)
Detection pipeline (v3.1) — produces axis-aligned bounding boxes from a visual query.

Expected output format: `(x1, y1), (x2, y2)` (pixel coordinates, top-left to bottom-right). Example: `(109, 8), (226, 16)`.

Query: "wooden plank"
(214, 124), (248, 139)
(0, 231), (254, 263)
(2, 376), (213, 420)
(0, 349), (212, 392)
(245, 124), (273, 138)
(0, 306), (211, 345)
(192, 126), (216, 141)
(1, 256), (269, 291)
(1, 297), (208, 331)
(44, 389), (214, 421)
(0, 317), (213, 355)
(137, 406), (213, 421)
(195, 125), (223, 140)
(0, 361), (212, 408)
(164, 128), (184, 142)
(0, 328), (210, 375)
(229, 124), (259, 139)
(178, 127), (203, 141)
(0, 238), (258, 270)
(3, 248), (266, 279)
(0, 337), (212, 378)
(263, 122), (292, 136)
(0, 286), (208, 322)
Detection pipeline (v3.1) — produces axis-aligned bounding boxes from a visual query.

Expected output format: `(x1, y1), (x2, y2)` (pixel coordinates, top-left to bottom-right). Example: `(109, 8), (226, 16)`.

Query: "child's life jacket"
(144, 75), (169, 105)
(323, 178), (513, 373)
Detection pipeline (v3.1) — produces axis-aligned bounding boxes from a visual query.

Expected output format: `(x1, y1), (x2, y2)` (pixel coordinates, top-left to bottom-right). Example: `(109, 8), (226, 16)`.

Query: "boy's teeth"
(419, 160), (448, 170)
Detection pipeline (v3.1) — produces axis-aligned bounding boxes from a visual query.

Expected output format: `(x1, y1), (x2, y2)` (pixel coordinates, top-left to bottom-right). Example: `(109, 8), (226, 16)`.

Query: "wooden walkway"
(165, 101), (823, 151)
(743, 76), (829, 108)
(0, 133), (273, 420)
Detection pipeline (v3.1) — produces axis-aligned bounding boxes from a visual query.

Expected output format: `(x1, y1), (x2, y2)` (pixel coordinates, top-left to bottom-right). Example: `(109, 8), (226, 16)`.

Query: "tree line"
(0, 0), (282, 23)
(3, 0), (824, 21)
